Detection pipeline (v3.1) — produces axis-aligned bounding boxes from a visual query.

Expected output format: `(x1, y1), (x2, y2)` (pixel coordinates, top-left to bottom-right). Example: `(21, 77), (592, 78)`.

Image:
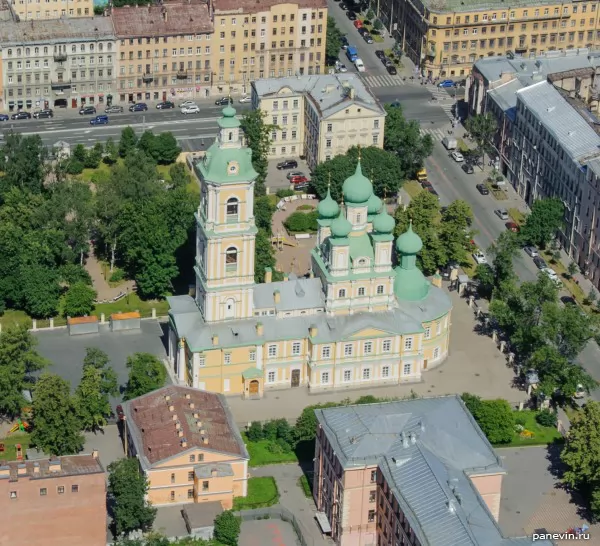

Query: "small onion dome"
(222, 103), (237, 118)
(317, 187), (340, 219)
(373, 209), (395, 234)
(342, 161), (373, 204)
(395, 222), (423, 255)
(330, 210), (352, 238)
(367, 192), (382, 215)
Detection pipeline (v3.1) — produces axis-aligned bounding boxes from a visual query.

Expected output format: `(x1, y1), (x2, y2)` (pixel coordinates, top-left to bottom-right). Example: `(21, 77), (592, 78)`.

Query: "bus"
(346, 46), (359, 62)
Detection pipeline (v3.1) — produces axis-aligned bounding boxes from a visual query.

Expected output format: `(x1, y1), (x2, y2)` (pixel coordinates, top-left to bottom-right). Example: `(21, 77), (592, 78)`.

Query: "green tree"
(169, 162), (191, 189)
(240, 109), (275, 195)
(83, 347), (119, 396)
(104, 137), (119, 165)
(108, 457), (157, 536)
(461, 394), (514, 444)
(568, 261), (579, 278)
(72, 144), (88, 164)
(254, 229), (276, 283)
(561, 401), (600, 521)
(154, 132), (181, 164)
(519, 198), (564, 249)
(438, 200), (476, 265)
(293, 402), (340, 444)
(75, 365), (114, 432)
(464, 113), (497, 167)
(119, 126), (138, 157)
(64, 281), (97, 318)
(0, 133), (49, 196)
(138, 130), (156, 158)
(384, 104), (434, 177)
(254, 195), (276, 233)
(0, 323), (48, 418)
(20, 264), (61, 318)
(325, 16), (343, 64)
(59, 263), (92, 286)
(213, 510), (241, 546)
(312, 146), (404, 200)
(84, 142), (104, 169)
(488, 230), (519, 294)
(474, 263), (494, 298)
(31, 373), (84, 456)
(123, 353), (167, 400)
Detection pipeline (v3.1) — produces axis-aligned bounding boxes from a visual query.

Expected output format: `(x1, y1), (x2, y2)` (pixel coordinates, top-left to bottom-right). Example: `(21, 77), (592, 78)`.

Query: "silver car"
(524, 246), (538, 258)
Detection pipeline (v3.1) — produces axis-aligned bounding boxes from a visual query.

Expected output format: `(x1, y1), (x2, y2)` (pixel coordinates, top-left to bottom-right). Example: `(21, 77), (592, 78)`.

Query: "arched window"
(226, 197), (239, 223)
(43, 47), (48, 54)
(7, 49), (12, 56)
(71, 45), (76, 53)
(358, 258), (366, 266)
(224, 298), (236, 319)
(225, 247), (238, 273)
(99, 43), (104, 51)
(25, 48), (30, 56)
(80, 44), (85, 52)
(228, 131), (233, 141)
(16, 48), (21, 56)
(338, 288), (346, 298)
(358, 287), (365, 296)
(356, 212), (362, 224)
(34, 47), (39, 55)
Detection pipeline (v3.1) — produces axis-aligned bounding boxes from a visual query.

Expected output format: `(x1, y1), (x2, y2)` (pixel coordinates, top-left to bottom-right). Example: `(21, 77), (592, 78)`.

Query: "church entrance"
(291, 369), (300, 388)
(249, 380), (259, 395)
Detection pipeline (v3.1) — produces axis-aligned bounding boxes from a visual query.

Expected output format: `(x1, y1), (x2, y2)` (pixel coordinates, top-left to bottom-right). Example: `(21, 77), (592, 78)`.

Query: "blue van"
(346, 46), (358, 62)
(90, 114), (109, 125)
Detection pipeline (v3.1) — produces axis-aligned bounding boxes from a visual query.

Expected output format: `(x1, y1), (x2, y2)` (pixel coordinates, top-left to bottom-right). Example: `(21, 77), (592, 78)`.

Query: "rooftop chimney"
(189, 402), (195, 409)
(92, 449), (99, 459)
(447, 500), (457, 514)
(168, 405), (175, 412)
(33, 462), (40, 474)
(48, 459), (61, 473)
(180, 438), (187, 448)
(203, 437), (209, 445)
(185, 393), (191, 400)
(211, 468), (218, 477)
(264, 267), (272, 283)
(273, 290), (281, 304)
(175, 421), (181, 430)
(178, 430), (184, 437)
(309, 270), (314, 279)
(309, 324), (317, 337)
(18, 464), (27, 475)
(256, 323), (264, 336)
(172, 413), (178, 421)
(410, 433), (416, 445)
(212, 334), (219, 346)
(401, 432), (409, 449)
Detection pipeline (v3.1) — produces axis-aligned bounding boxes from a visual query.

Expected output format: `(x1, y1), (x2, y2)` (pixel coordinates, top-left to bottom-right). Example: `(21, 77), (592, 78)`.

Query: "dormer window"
(228, 131), (233, 141)
(356, 213), (362, 223)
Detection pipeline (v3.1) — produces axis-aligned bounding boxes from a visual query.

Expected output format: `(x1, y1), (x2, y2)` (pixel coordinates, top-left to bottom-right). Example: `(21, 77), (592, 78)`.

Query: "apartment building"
(111, 1), (214, 104)
(123, 386), (249, 508)
(6, 0), (94, 20)
(375, 0), (600, 79)
(0, 453), (106, 546)
(0, 17), (116, 112)
(313, 398), (551, 546)
(212, 0), (327, 94)
(252, 74), (386, 170)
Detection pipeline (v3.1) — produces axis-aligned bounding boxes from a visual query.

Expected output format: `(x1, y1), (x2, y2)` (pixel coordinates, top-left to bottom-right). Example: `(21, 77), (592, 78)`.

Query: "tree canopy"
(64, 281), (97, 318)
(123, 353), (167, 400)
(240, 109), (274, 196)
(519, 198), (564, 249)
(325, 16), (343, 64)
(213, 510), (241, 546)
(465, 113), (497, 167)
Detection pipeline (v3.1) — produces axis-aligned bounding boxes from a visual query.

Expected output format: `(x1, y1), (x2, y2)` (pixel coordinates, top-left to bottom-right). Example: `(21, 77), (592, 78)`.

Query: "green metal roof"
(195, 143), (258, 185)
(330, 210), (352, 238)
(318, 187), (340, 219)
(393, 265), (430, 302)
(218, 104), (241, 129)
(373, 210), (395, 234)
(396, 222), (423, 255)
(242, 367), (263, 379)
(342, 160), (373, 204)
(367, 193), (383, 215)
(349, 234), (375, 261)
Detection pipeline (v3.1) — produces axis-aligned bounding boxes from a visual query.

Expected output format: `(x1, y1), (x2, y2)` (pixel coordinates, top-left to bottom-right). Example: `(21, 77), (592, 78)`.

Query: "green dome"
(367, 193), (382, 215)
(393, 266), (430, 301)
(218, 103), (240, 129)
(317, 187), (340, 219)
(396, 222), (423, 255)
(342, 161), (373, 204)
(222, 103), (236, 118)
(373, 210), (395, 234)
(330, 210), (352, 238)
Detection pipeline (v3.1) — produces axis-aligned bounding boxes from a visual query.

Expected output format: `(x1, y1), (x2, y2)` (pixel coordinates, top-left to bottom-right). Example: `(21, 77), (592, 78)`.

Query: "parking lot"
(266, 158), (311, 193)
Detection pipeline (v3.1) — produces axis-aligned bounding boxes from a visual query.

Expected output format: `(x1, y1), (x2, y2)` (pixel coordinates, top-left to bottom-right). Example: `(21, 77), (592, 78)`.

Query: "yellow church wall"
(216, 187), (251, 225)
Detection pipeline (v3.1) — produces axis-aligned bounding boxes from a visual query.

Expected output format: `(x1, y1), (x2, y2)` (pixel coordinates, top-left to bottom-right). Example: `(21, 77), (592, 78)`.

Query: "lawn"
(93, 293), (170, 319)
(403, 180), (423, 199)
(457, 138), (469, 153)
(0, 432), (32, 461)
(233, 477), (279, 510)
(541, 251), (589, 309)
(0, 309), (31, 328)
(297, 474), (312, 498)
(503, 410), (564, 447)
(244, 437), (299, 466)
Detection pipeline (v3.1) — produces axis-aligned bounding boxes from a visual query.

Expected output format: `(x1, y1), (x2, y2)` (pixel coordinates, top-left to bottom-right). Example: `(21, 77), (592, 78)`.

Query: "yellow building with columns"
(167, 105), (452, 399)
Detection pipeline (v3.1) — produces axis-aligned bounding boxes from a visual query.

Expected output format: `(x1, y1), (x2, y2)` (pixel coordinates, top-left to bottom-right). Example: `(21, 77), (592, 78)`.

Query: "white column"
(178, 338), (186, 383)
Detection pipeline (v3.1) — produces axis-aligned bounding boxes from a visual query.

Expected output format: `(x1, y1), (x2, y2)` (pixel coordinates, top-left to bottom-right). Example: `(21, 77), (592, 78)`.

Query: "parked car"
(533, 256), (547, 269)
(335, 60), (348, 73)
(427, 187), (439, 198)
(354, 58), (366, 72)
(215, 97), (232, 106)
(438, 79), (455, 88)
(105, 105), (124, 113)
(450, 151), (464, 162)
(277, 159), (298, 170)
(182, 105), (200, 114)
(384, 58), (395, 68)
(375, 49), (386, 59)
(33, 109), (53, 119)
(239, 96), (252, 103)
(90, 114), (109, 125)
(495, 208), (509, 220)
(386, 65), (398, 75)
(346, 11), (357, 20)
(129, 103), (148, 112)
(574, 384), (587, 399)
(421, 180), (433, 189)
(290, 175), (308, 185)
(442, 136), (458, 150)
(505, 221), (519, 233)
(286, 170), (305, 180)
(561, 295), (577, 306)
(461, 163), (474, 174)
(294, 181), (310, 191)
(11, 111), (31, 120)
(353, 19), (363, 28)
(156, 101), (175, 109)
(0, 114), (8, 121)
(542, 267), (561, 286)
(341, 36), (349, 49)
(339, 2), (348, 9)
(476, 183), (489, 195)
(524, 245), (539, 258)
(179, 100), (197, 108)
(473, 250), (487, 265)
(79, 106), (96, 115)
(362, 33), (374, 44)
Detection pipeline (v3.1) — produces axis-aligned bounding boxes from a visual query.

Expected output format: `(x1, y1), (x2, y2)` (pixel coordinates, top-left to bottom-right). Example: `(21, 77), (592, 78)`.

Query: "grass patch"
(298, 475), (312, 498)
(93, 293), (169, 319)
(233, 477), (279, 510)
(244, 436), (298, 466)
(501, 410), (564, 447)
(403, 180), (423, 199)
(297, 204), (315, 211)
(508, 208), (526, 225)
(267, 194), (278, 207)
(0, 432), (32, 461)
(542, 251), (589, 308)
(373, 34), (385, 43)
(461, 254), (477, 277)
(0, 309), (31, 328)
(78, 161), (111, 183)
(457, 138), (469, 153)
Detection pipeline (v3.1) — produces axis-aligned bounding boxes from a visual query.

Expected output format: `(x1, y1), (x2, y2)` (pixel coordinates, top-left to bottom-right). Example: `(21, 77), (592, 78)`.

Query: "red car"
(291, 175), (308, 185)
(505, 221), (519, 233)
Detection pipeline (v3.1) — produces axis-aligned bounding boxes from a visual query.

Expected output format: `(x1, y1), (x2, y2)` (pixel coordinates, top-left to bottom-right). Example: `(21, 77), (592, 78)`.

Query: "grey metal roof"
(316, 398), (552, 546)
(517, 81), (600, 162)
(252, 74), (385, 119)
(253, 277), (325, 311)
(487, 79), (524, 113)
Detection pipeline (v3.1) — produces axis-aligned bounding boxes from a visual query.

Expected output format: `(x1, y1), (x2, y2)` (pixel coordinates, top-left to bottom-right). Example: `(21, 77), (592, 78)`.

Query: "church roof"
(342, 160), (373, 204)
(253, 277), (325, 311)
(348, 234), (375, 261)
(196, 144), (257, 185)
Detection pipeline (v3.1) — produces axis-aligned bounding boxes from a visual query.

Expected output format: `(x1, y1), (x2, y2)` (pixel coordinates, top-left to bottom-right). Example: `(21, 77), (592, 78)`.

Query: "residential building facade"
(0, 453), (106, 546)
(374, 0), (600, 79)
(313, 398), (551, 546)
(111, 1), (214, 104)
(0, 17), (115, 111)
(167, 104), (451, 398)
(213, 0), (327, 94)
(6, 0), (94, 20)
(252, 74), (386, 170)
(123, 385), (249, 508)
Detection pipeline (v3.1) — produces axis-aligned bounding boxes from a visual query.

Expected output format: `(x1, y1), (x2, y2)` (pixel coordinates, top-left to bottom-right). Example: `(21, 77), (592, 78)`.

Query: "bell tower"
(194, 104), (259, 322)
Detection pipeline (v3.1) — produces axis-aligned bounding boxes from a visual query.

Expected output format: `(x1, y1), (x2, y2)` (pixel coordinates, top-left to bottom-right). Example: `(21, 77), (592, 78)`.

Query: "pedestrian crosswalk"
(420, 127), (447, 141)
(362, 74), (406, 88)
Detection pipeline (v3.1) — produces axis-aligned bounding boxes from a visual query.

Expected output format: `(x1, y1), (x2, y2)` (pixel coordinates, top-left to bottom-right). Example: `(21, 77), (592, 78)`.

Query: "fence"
(235, 506), (316, 546)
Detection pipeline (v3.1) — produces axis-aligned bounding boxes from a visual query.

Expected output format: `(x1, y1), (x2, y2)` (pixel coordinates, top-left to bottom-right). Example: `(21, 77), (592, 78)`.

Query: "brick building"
(0, 452), (106, 546)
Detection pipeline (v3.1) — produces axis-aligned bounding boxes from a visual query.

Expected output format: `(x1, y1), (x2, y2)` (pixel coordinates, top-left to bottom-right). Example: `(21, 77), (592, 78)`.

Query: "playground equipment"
(271, 230), (297, 249)
(15, 443), (23, 461)
(8, 419), (29, 434)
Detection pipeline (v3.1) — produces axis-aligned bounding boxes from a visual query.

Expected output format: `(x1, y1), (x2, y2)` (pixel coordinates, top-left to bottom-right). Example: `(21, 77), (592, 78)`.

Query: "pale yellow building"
(376, 0), (600, 79)
(252, 74), (386, 171)
(6, 0), (93, 20)
(166, 103), (452, 399)
(213, 0), (328, 94)
(123, 385), (249, 508)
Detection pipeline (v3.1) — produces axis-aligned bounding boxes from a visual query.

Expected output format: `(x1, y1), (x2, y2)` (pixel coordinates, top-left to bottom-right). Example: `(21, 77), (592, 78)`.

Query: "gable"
(347, 327), (397, 339)
(326, 102), (383, 120)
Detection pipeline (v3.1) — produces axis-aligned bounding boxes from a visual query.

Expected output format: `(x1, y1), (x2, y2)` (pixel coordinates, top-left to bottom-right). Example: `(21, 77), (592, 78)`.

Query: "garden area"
(0, 431), (31, 461)
(283, 208), (318, 234)
(232, 477), (279, 510)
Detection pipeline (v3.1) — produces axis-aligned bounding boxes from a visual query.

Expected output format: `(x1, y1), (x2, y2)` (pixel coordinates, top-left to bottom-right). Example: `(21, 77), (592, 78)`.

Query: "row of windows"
(19, 7), (90, 17)
(337, 285), (386, 298)
(217, 11), (324, 26)
(6, 43), (111, 57)
(9, 484), (79, 499)
(6, 83), (111, 97)
(319, 365), (396, 384)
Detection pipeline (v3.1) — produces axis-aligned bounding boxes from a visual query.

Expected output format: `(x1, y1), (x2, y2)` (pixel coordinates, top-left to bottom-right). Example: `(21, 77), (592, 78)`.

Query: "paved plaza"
(240, 520), (301, 546)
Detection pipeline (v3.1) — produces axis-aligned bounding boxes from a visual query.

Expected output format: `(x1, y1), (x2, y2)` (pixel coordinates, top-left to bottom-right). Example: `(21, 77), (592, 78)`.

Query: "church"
(167, 104), (452, 399)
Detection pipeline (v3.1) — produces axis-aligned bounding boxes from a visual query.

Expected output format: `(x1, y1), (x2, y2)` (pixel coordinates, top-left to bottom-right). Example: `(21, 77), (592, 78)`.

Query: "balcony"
(142, 73), (153, 83)
(176, 70), (188, 79)
(53, 52), (67, 62)
(51, 80), (71, 90)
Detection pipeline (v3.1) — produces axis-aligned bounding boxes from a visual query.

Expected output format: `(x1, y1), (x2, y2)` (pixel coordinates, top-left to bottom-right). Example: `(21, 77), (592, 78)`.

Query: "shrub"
(284, 211), (318, 232)
(297, 204), (315, 211)
(367, 9), (375, 18)
(371, 29), (380, 35)
(65, 159), (84, 175)
(374, 19), (383, 30)
(262, 420), (278, 441)
(363, 19), (372, 25)
(462, 394), (514, 444)
(514, 414), (527, 427)
(536, 409), (557, 428)
(246, 421), (264, 442)
(276, 188), (295, 198)
(267, 440), (285, 454)
(214, 510), (241, 546)
(109, 269), (125, 283)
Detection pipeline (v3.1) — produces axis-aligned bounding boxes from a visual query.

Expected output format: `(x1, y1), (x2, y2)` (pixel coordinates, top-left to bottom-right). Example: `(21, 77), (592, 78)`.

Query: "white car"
(354, 58), (366, 72)
(179, 100), (197, 109)
(524, 246), (539, 258)
(473, 250), (487, 265)
(335, 61), (348, 73)
(495, 209), (509, 221)
(451, 151), (464, 162)
(182, 105), (200, 114)
(542, 267), (561, 285)
(239, 96), (251, 103)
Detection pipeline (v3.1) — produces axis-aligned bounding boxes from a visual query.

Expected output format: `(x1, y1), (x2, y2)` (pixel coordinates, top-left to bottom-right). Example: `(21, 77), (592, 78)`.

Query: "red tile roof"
(111, 312), (140, 320)
(112, 1), (213, 38)
(126, 386), (247, 465)
(213, 0), (327, 12)
(68, 316), (98, 325)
